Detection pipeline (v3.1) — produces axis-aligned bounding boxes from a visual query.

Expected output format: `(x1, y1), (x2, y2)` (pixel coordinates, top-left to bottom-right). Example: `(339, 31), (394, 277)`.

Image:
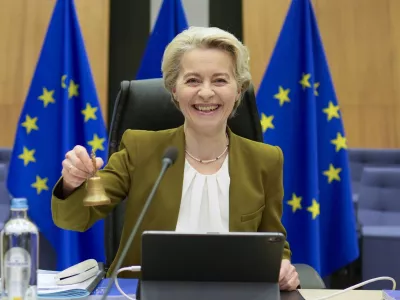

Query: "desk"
(298, 289), (382, 300)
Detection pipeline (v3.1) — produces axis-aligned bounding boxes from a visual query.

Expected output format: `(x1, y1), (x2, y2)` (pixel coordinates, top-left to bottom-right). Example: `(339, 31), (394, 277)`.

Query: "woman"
(51, 26), (300, 291)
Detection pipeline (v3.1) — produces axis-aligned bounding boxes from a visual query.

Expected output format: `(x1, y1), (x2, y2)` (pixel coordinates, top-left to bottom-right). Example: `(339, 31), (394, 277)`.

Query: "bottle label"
(4, 247), (31, 300)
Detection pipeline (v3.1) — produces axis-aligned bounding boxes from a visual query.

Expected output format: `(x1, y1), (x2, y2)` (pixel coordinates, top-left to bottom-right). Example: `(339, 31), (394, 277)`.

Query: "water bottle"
(1, 198), (39, 300)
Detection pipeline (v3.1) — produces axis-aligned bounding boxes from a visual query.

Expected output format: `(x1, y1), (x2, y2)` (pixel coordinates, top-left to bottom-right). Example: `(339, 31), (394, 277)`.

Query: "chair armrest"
(293, 263), (326, 289)
(362, 225), (400, 238)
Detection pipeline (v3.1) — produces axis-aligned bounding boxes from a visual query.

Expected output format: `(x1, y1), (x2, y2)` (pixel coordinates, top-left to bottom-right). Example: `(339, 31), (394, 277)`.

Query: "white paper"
(37, 269), (99, 295)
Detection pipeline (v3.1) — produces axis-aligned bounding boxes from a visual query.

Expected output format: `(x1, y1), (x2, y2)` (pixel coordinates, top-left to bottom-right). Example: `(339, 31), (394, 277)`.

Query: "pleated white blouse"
(175, 155), (230, 233)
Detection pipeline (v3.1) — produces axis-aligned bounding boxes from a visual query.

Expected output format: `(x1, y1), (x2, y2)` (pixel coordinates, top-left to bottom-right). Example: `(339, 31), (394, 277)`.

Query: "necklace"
(185, 134), (229, 164)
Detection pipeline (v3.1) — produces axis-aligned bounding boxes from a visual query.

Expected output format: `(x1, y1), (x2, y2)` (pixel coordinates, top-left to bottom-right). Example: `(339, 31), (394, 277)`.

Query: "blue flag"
(7, 0), (108, 270)
(136, 0), (188, 79)
(256, 0), (359, 277)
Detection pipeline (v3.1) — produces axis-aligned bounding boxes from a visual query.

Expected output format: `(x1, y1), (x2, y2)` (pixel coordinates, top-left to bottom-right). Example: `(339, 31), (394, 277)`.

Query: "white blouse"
(175, 155), (230, 233)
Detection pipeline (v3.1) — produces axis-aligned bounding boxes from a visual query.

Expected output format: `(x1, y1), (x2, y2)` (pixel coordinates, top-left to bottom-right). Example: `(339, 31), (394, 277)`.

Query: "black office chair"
(105, 78), (325, 289)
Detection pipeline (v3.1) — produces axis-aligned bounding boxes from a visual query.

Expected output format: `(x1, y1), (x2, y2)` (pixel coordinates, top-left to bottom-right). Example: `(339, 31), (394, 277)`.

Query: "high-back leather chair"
(105, 78), (325, 289)
(348, 148), (400, 196)
(357, 167), (400, 289)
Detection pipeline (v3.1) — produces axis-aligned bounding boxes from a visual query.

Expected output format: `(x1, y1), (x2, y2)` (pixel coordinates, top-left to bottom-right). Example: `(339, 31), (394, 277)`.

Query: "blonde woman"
(51, 26), (300, 291)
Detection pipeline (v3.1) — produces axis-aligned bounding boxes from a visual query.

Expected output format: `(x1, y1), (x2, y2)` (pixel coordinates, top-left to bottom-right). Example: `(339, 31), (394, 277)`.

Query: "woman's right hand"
(61, 145), (104, 194)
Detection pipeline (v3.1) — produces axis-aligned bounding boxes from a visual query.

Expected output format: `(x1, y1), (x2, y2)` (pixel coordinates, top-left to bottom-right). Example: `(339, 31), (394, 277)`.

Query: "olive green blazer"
(51, 125), (291, 278)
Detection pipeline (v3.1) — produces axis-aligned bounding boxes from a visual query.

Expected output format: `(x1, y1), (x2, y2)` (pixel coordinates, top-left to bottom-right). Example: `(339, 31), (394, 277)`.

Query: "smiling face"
(172, 47), (240, 133)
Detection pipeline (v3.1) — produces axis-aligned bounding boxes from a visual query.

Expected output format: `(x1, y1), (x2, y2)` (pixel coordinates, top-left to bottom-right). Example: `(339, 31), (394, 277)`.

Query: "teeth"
(195, 105), (218, 112)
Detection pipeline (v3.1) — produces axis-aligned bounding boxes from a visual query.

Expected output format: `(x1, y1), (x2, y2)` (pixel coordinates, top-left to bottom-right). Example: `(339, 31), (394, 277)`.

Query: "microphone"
(100, 146), (179, 300)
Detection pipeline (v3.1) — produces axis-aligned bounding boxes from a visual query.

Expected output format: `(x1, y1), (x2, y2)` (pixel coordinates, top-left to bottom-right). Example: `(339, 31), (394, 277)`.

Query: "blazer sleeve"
(259, 145), (292, 260)
(51, 130), (135, 232)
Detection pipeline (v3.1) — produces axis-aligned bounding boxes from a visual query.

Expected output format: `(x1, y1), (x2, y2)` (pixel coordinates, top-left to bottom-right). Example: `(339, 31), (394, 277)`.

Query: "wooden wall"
(243, 0), (400, 149)
(0, 0), (109, 147)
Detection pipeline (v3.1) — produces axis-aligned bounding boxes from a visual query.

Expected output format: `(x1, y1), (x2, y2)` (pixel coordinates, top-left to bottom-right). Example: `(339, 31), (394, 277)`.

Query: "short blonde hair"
(161, 26), (252, 115)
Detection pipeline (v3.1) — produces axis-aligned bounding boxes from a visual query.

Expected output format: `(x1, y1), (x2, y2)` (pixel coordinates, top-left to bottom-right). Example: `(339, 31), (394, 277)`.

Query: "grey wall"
(150, 0), (210, 30)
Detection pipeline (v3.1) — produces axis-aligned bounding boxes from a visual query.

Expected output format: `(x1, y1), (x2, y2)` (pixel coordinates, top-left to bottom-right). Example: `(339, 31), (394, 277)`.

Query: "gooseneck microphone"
(100, 146), (179, 300)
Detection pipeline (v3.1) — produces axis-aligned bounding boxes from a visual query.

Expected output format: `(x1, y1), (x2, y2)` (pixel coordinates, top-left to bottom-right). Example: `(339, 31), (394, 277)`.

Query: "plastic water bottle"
(1, 198), (39, 300)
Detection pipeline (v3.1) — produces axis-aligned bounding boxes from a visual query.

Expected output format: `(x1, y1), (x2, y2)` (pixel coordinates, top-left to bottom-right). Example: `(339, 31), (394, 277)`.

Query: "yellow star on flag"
(323, 101), (340, 121)
(18, 147), (36, 166)
(307, 199), (320, 220)
(88, 133), (105, 153)
(314, 82), (320, 96)
(260, 113), (275, 133)
(299, 73), (311, 89)
(38, 87), (55, 107)
(68, 79), (79, 99)
(81, 103), (98, 122)
(61, 75), (67, 88)
(31, 175), (49, 195)
(274, 86), (290, 106)
(21, 115), (39, 134)
(287, 193), (302, 213)
(331, 132), (347, 152)
(323, 164), (342, 183)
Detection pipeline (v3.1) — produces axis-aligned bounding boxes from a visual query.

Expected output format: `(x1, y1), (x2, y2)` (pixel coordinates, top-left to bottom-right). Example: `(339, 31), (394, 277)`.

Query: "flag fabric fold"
(7, 0), (108, 270)
(136, 0), (188, 79)
(256, 0), (359, 277)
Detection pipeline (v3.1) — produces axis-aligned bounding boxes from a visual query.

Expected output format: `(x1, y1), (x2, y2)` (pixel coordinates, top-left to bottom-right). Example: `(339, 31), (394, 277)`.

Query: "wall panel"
(243, 0), (400, 148)
(0, 0), (109, 147)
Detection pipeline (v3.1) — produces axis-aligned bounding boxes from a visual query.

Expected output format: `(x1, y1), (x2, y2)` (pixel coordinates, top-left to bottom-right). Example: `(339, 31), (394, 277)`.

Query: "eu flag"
(136, 0), (188, 79)
(7, 0), (108, 270)
(256, 0), (359, 277)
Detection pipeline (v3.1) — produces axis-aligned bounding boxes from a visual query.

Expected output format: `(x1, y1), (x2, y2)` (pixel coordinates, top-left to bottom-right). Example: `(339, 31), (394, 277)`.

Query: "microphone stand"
(100, 154), (176, 300)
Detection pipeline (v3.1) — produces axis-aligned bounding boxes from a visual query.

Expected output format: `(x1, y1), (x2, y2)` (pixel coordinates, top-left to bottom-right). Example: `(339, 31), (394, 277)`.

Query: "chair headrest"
(348, 148), (400, 164)
(361, 167), (400, 187)
(108, 78), (263, 154)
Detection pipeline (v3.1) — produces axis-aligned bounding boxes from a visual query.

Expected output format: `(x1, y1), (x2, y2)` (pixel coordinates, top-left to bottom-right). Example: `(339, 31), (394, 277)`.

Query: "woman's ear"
(237, 88), (242, 101)
(172, 87), (177, 99)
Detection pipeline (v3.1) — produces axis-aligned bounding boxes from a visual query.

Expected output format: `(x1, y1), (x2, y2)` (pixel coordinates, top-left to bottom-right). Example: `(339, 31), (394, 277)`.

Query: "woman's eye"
(215, 78), (227, 83)
(186, 78), (199, 84)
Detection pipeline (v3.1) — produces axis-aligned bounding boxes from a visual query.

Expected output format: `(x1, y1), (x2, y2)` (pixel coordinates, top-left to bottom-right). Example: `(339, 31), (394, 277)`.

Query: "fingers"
(62, 146), (94, 189)
(95, 157), (104, 170)
(280, 272), (300, 291)
(279, 261), (299, 291)
(62, 159), (87, 179)
(279, 259), (290, 281)
(61, 166), (84, 189)
(74, 145), (94, 173)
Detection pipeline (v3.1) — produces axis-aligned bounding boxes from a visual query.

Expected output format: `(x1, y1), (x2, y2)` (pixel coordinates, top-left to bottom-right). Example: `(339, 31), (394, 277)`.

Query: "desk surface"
(298, 289), (382, 300)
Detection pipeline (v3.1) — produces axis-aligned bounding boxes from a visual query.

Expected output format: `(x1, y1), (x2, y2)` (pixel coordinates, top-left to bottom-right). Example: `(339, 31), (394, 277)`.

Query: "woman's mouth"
(192, 104), (221, 113)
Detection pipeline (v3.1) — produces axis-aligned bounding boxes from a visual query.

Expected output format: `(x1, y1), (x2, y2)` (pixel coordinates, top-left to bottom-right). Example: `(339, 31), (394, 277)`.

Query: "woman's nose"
(198, 85), (215, 100)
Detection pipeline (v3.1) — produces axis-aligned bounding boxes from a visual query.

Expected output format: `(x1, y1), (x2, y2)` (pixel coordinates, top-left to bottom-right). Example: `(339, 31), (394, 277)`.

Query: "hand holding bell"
(62, 145), (103, 195)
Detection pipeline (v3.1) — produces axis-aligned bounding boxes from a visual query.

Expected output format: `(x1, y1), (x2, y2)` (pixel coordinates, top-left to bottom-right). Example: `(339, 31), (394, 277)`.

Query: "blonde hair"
(161, 26), (251, 115)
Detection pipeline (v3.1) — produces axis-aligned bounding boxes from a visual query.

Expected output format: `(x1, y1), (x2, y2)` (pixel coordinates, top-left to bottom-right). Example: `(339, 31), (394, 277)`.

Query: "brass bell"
(83, 150), (111, 207)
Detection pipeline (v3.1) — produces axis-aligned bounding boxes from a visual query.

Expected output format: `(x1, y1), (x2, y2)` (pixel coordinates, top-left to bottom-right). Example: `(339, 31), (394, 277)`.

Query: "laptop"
(139, 231), (285, 300)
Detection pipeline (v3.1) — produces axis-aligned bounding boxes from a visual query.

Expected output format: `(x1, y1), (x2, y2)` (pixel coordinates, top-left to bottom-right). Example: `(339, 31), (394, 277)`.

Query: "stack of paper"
(37, 269), (104, 299)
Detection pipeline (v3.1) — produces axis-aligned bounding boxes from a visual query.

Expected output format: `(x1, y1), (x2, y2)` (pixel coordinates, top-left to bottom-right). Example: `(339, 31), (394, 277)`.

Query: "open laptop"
(139, 231), (285, 300)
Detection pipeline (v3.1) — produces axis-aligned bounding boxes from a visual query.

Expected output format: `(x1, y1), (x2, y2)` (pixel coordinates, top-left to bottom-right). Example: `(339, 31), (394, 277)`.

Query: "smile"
(193, 104), (221, 112)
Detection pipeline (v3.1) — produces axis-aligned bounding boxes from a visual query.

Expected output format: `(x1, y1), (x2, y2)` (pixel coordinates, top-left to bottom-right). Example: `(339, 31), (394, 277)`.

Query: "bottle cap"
(11, 198), (28, 209)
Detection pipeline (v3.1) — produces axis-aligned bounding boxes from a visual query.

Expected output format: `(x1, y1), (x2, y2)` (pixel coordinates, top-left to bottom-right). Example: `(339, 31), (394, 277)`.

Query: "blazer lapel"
(153, 125), (186, 231)
(227, 127), (244, 232)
